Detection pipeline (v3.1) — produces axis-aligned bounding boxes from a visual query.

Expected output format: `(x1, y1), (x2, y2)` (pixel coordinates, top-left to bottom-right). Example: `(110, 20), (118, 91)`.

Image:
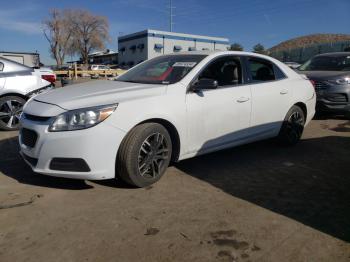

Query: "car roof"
(316, 52), (350, 57)
(166, 50), (277, 59)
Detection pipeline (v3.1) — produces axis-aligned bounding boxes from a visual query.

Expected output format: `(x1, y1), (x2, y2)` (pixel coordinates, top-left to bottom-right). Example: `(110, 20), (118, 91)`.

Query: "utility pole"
(169, 0), (175, 32)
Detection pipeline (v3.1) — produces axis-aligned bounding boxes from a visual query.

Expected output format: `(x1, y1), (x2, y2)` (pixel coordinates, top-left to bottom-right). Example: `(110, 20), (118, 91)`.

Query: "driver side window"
(198, 56), (243, 87)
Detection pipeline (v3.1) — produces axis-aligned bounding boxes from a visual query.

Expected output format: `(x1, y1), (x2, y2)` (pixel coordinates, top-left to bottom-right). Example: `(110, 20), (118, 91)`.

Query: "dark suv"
(298, 52), (350, 116)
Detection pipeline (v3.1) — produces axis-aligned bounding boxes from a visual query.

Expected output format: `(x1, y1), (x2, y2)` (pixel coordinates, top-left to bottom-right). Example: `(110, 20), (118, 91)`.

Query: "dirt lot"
(0, 117), (350, 262)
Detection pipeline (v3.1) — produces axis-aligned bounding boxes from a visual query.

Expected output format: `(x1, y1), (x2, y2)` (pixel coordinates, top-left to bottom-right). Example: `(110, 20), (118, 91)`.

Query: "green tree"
(253, 43), (267, 54)
(229, 43), (244, 51)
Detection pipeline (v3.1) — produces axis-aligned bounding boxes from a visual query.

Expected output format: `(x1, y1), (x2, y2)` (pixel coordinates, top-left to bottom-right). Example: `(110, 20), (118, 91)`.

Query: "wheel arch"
(138, 118), (181, 162)
(294, 102), (307, 118)
(0, 92), (28, 100)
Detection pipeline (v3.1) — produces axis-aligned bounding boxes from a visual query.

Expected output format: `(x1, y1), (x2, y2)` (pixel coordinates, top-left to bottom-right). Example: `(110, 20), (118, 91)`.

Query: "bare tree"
(67, 10), (109, 64)
(43, 9), (72, 66)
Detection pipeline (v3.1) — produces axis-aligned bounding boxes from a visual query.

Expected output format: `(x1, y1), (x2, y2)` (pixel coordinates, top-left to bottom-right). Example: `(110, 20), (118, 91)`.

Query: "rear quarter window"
(0, 62), (4, 71)
(273, 64), (287, 80)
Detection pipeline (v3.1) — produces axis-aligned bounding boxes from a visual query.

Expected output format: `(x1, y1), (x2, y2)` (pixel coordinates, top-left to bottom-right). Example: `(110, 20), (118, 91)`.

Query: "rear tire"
(0, 96), (26, 131)
(277, 105), (305, 146)
(116, 123), (172, 187)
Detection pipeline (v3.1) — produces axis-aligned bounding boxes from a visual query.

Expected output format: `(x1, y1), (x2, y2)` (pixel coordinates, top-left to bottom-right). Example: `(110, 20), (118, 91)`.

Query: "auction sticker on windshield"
(173, 62), (197, 67)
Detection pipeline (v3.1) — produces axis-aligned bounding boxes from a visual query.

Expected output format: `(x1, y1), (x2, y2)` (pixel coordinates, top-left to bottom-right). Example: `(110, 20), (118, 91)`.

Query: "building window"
(129, 45), (137, 53)
(119, 47), (126, 53)
(138, 44), (145, 50)
(174, 45), (182, 52)
(154, 44), (164, 50)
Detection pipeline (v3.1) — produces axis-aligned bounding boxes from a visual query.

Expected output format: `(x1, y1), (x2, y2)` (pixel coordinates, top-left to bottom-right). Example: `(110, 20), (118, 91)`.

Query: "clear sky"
(0, 0), (349, 65)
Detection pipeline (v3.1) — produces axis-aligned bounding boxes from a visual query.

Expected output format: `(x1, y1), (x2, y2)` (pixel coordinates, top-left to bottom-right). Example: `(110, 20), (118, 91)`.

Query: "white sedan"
(0, 58), (51, 130)
(19, 51), (316, 187)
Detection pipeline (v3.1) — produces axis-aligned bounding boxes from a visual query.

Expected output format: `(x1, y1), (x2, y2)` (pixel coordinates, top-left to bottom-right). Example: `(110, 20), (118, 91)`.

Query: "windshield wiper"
(115, 80), (140, 83)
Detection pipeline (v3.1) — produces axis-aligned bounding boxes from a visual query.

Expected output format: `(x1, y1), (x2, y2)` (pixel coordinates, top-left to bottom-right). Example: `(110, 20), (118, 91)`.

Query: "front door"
(185, 55), (251, 155)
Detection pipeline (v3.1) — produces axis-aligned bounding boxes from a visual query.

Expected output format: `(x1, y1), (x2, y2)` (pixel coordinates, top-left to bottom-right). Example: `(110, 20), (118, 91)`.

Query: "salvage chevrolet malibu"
(19, 51), (316, 187)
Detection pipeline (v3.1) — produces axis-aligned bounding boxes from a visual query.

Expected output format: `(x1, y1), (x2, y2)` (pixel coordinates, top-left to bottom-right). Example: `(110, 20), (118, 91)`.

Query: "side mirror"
(191, 78), (218, 92)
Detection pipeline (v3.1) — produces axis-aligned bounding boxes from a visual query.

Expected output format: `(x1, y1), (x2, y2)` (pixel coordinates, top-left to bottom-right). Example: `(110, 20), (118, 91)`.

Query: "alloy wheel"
(0, 99), (24, 129)
(138, 132), (169, 179)
(285, 110), (304, 143)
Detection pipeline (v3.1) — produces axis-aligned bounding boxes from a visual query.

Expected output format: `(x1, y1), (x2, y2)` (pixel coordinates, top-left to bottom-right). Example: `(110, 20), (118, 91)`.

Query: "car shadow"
(313, 111), (349, 121)
(0, 136), (94, 190)
(0, 136), (135, 190)
(176, 135), (350, 242)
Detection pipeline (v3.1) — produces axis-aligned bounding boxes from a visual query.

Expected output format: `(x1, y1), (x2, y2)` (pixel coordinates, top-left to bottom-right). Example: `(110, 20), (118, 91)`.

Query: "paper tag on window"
(173, 62), (197, 67)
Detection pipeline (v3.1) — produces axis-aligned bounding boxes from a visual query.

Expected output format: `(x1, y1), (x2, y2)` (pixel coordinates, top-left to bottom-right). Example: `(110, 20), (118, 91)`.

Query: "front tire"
(116, 123), (172, 187)
(0, 96), (26, 131)
(278, 105), (305, 145)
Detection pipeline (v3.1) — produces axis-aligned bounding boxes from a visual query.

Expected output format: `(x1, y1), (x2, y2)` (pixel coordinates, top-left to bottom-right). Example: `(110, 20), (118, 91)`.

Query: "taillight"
(41, 75), (56, 83)
(309, 79), (316, 88)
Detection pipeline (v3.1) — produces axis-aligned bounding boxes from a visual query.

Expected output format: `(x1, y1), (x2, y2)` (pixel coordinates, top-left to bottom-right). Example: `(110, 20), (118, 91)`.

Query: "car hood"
(297, 70), (350, 80)
(34, 80), (166, 110)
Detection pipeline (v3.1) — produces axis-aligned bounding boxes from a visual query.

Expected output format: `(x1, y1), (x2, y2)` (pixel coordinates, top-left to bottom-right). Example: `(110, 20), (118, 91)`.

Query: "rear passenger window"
(248, 58), (276, 82)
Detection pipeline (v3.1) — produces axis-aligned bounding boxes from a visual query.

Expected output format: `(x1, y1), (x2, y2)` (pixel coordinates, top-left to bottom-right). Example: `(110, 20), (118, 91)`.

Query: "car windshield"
(299, 55), (350, 71)
(117, 55), (207, 84)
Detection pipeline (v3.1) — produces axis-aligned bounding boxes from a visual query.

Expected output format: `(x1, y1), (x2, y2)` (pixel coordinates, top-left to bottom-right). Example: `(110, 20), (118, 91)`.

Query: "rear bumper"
(305, 94), (316, 126)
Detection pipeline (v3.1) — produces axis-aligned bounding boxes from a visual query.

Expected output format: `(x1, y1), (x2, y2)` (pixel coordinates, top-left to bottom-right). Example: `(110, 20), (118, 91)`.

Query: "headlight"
(49, 104), (118, 132)
(328, 77), (350, 85)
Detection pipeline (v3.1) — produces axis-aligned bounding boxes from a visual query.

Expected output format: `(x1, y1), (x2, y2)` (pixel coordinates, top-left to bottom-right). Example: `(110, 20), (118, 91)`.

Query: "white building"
(0, 51), (40, 68)
(118, 29), (229, 67)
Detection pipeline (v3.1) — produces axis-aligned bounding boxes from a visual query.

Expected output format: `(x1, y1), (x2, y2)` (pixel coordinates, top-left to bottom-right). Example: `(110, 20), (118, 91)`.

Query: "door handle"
(236, 97), (250, 103)
(280, 89), (288, 95)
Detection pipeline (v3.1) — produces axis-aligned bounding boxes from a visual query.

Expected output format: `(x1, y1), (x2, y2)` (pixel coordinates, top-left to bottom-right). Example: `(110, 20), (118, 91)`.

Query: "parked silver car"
(0, 58), (52, 130)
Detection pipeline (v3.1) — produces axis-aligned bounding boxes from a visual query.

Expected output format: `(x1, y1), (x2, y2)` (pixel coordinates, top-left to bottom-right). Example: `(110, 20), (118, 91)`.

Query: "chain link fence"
(269, 41), (350, 63)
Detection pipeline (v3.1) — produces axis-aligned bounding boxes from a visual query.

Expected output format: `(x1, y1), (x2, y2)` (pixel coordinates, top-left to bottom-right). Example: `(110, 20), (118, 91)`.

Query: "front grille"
(325, 93), (348, 103)
(24, 113), (51, 122)
(314, 81), (329, 89)
(20, 128), (38, 148)
(22, 153), (38, 167)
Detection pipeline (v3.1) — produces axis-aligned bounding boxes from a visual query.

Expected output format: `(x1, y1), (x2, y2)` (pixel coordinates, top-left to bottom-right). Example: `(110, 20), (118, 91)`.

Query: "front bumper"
(315, 84), (350, 113)
(19, 117), (126, 180)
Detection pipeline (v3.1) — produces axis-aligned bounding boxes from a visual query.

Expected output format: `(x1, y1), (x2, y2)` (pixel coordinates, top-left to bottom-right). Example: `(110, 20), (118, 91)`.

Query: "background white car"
(19, 51), (316, 187)
(89, 65), (115, 78)
(0, 58), (51, 130)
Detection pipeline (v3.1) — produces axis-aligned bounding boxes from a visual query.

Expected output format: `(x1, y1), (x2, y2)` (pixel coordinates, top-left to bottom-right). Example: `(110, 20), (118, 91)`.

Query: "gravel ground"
(0, 117), (349, 262)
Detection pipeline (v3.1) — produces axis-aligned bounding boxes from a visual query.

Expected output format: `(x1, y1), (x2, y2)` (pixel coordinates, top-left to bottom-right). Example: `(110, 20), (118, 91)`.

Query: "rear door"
(245, 56), (292, 137)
